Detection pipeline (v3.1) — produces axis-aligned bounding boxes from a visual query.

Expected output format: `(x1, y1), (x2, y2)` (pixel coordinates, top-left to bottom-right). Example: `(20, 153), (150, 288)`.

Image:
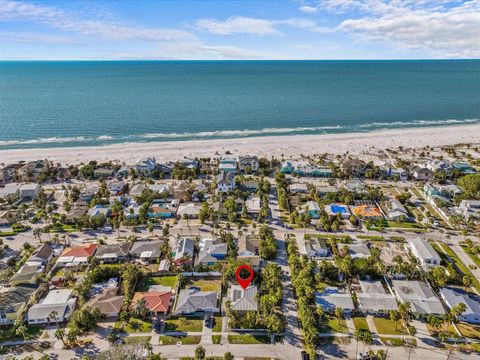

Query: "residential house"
(295, 165), (332, 178)
(25, 243), (55, 267)
(216, 172), (236, 193)
(0, 210), (21, 226)
(341, 158), (370, 177)
(196, 243), (227, 266)
(325, 203), (351, 219)
(289, 183), (309, 194)
(10, 264), (43, 286)
(0, 284), (38, 325)
(129, 240), (162, 264)
(351, 204), (383, 220)
(0, 163), (24, 182)
(79, 186), (98, 202)
(238, 236), (262, 270)
(341, 179), (365, 193)
(245, 196), (261, 217)
(64, 201), (88, 224)
(88, 205), (111, 218)
(95, 243), (131, 263)
(406, 238), (441, 269)
(28, 289), (77, 325)
(19, 183), (41, 200)
(315, 287), (355, 313)
(136, 157), (157, 176)
(241, 180), (259, 192)
(280, 161), (294, 174)
(388, 168), (409, 181)
(129, 183), (146, 197)
(424, 183), (462, 201)
(175, 287), (219, 315)
(108, 180), (127, 196)
(148, 183), (171, 195)
(173, 238), (195, 266)
(177, 202), (202, 219)
(392, 280), (445, 317)
(87, 287), (124, 319)
(452, 162), (476, 174)
(347, 243), (371, 259)
(238, 155), (259, 173)
(304, 201), (321, 219)
(456, 200), (480, 221)
(177, 159), (199, 169)
(302, 237), (329, 258)
(229, 285), (258, 312)
(131, 291), (172, 316)
(219, 158), (238, 174)
(148, 201), (175, 218)
(411, 166), (433, 181)
(426, 160), (451, 173)
(440, 288), (480, 324)
(18, 160), (49, 180)
(56, 243), (98, 267)
(386, 199), (410, 221)
(356, 280), (398, 315)
(94, 168), (115, 179)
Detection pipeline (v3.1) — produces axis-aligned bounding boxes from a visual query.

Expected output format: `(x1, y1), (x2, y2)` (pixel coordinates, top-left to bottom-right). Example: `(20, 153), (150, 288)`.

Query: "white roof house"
(357, 281), (398, 314)
(229, 285), (258, 312)
(456, 200), (480, 221)
(406, 238), (441, 269)
(245, 196), (261, 214)
(392, 280), (445, 316)
(440, 288), (480, 324)
(177, 203), (202, 218)
(387, 199), (409, 221)
(315, 287), (354, 313)
(28, 289), (77, 324)
(136, 157), (156, 175)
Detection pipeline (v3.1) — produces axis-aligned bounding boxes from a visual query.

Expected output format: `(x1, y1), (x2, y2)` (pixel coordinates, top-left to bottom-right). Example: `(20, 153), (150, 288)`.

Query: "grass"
(212, 316), (223, 332)
(462, 246), (480, 268)
(137, 275), (179, 291)
(352, 317), (369, 331)
(159, 335), (201, 345)
(164, 316), (204, 332)
(123, 317), (153, 333)
(321, 317), (349, 334)
(373, 318), (408, 335)
(357, 235), (385, 241)
(228, 334), (271, 344)
(457, 323), (480, 340)
(440, 243), (480, 292)
(389, 236), (406, 242)
(0, 326), (43, 343)
(183, 278), (222, 292)
(387, 221), (424, 229)
(212, 335), (222, 344)
(380, 337), (417, 347)
(124, 336), (151, 345)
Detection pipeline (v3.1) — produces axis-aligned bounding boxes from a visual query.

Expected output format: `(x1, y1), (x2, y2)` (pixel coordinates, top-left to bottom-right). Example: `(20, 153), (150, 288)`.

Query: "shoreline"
(0, 124), (479, 165)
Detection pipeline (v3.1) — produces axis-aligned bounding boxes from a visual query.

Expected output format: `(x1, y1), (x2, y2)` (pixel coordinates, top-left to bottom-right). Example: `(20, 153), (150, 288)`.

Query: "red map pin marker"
(235, 264), (254, 289)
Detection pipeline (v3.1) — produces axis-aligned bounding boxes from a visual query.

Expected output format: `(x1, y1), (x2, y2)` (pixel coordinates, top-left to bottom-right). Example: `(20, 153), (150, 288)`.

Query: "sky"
(0, 0), (479, 60)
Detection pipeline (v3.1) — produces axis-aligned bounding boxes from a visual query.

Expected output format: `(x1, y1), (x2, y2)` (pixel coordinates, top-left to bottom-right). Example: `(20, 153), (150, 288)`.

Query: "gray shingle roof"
(392, 280), (445, 315)
(175, 288), (218, 313)
(95, 243), (132, 258)
(230, 285), (258, 311)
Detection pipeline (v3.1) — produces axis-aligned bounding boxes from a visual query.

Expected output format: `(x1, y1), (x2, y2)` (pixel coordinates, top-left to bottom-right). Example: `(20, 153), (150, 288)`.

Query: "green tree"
(195, 345), (206, 360)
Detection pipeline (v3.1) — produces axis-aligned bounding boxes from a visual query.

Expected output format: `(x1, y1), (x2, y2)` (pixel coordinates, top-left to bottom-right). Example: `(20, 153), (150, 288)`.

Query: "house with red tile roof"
(56, 243), (98, 267)
(131, 291), (172, 316)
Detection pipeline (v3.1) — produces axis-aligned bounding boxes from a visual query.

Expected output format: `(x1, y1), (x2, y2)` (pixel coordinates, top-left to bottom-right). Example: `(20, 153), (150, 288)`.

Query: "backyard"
(183, 277), (222, 292)
(373, 317), (408, 335)
(137, 275), (179, 291)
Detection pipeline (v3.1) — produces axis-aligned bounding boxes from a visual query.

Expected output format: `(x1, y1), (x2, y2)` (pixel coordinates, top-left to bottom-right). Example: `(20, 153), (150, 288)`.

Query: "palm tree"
(15, 324), (28, 342)
(398, 301), (412, 326)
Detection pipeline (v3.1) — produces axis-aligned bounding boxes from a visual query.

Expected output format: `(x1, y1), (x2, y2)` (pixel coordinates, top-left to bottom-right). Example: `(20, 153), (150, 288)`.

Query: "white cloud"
(0, 31), (79, 44)
(0, 0), (195, 42)
(194, 16), (280, 35)
(194, 16), (331, 35)
(298, 6), (318, 13)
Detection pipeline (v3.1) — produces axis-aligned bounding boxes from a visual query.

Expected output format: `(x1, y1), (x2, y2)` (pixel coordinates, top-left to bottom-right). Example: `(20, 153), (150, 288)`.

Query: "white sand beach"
(0, 124), (479, 165)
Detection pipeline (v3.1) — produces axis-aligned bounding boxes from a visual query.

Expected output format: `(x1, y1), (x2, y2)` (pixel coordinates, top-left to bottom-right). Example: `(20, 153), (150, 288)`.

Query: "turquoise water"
(0, 60), (479, 149)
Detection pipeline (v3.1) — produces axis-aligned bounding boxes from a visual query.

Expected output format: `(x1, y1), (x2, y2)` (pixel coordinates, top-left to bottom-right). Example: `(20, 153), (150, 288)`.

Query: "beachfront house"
(238, 155), (259, 173)
(219, 157), (238, 174)
(135, 157), (157, 176)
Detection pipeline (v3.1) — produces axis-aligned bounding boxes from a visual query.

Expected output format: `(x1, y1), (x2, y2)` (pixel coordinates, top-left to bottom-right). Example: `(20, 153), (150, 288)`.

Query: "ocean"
(0, 60), (479, 150)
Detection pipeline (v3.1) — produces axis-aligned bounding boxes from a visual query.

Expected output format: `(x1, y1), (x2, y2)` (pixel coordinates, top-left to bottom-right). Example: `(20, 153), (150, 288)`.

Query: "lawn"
(0, 326), (43, 342)
(389, 236), (406, 242)
(159, 335), (201, 345)
(440, 244), (480, 292)
(373, 318), (408, 335)
(124, 336), (151, 345)
(212, 316), (223, 332)
(138, 275), (179, 291)
(357, 235), (385, 241)
(457, 323), (480, 340)
(321, 317), (349, 334)
(228, 334), (271, 344)
(123, 317), (153, 333)
(462, 246), (480, 268)
(380, 337), (416, 347)
(352, 317), (369, 331)
(212, 335), (222, 344)
(164, 316), (204, 332)
(387, 221), (424, 229)
(184, 278), (222, 292)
